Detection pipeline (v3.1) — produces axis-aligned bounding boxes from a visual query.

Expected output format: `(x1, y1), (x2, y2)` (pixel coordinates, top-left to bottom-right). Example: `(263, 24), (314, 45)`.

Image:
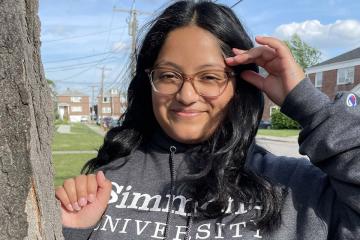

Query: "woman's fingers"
(95, 171), (113, 206)
(225, 45), (276, 67)
(55, 186), (74, 212)
(56, 171), (111, 217)
(75, 175), (88, 207)
(240, 70), (265, 90)
(63, 178), (81, 211)
(255, 36), (290, 58)
(87, 174), (98, 203)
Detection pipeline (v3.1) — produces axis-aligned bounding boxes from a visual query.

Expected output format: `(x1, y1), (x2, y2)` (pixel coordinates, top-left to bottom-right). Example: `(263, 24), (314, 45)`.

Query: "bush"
(54, 119), (69, 125)
(271, 109), (300, 129)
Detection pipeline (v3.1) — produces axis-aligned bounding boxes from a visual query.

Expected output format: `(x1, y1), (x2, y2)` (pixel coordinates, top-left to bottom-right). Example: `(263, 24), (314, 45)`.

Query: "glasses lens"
(151, 69), (182, 94)
(193, 71), (229, 97)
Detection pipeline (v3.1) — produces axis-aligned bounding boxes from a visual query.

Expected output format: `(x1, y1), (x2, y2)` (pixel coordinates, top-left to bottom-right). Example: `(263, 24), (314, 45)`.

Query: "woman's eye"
(201, 74), (221, 81)
(159, 72), (178, 79)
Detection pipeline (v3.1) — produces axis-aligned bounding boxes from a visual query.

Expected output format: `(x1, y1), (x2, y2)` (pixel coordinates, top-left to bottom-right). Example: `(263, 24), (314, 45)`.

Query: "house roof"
(58, 89), (88, 97)
(314, 47), (360, 67)
(352, 84), (360, 96)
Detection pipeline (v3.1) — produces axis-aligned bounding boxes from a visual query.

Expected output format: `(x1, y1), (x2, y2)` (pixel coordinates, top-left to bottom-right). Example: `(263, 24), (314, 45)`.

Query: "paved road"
(256, 137), (307, 159)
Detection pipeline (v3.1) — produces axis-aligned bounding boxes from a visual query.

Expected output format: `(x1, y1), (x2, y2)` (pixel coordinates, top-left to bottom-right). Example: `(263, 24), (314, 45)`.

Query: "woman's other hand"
(225, 36), (305, 106)
(55, 171), (112, 228)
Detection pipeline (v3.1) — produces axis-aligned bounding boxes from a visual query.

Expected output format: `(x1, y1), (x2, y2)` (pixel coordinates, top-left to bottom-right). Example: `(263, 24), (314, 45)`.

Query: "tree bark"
(0, 0), (63, 239)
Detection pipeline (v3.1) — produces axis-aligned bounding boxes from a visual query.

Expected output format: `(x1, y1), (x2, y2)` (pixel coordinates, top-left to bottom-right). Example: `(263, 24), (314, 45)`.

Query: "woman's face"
(152, 25), (235, 144)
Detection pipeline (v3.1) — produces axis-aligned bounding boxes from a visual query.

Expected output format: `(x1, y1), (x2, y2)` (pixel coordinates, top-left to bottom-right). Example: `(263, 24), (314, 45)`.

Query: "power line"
(42, 26), (127, 43)
(104, 5), (116, 52)
(45, 57), (119, 72)
(43, 51), (115, 64)
(53, 80), (100, 85)
(231, 0), (244, 8)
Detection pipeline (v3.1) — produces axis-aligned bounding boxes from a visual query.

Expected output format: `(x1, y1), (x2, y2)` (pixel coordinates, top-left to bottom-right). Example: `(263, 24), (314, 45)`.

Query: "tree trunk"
(0, 0), (63, 239)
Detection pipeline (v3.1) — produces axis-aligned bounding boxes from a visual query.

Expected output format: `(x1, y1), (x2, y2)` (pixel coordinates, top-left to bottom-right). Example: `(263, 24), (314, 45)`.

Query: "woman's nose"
(175, 80), (200, 105)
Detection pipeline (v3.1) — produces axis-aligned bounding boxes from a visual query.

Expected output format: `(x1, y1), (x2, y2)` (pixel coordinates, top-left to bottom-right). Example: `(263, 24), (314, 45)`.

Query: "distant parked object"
(109, 118), (123, 129)
(259, 120), (272, 129)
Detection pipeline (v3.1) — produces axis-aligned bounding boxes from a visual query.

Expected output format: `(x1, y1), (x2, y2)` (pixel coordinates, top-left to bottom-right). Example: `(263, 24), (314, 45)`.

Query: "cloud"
(274, 19), (360, 50)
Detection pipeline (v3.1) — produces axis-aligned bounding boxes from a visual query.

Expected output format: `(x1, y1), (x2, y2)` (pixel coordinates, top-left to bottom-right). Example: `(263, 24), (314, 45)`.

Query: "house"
(306, 47), (360, 99)
(262, 47), (360, 121)
(57, 89), (90, 122)
(97, 89), (125, 120)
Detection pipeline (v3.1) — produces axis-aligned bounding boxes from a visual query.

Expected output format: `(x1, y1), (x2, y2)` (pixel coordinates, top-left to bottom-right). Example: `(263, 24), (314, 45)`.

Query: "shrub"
(271, 109), (300, 129)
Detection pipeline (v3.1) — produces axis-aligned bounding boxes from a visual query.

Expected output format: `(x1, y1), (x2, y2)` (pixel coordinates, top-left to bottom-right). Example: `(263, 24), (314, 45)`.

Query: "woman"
(56, 1), (360, 239)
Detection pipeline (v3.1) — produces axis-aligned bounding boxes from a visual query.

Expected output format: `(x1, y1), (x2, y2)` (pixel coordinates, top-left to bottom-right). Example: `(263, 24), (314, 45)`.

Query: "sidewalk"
(86, 123), (106, 137)
(57, 125), (71, 134)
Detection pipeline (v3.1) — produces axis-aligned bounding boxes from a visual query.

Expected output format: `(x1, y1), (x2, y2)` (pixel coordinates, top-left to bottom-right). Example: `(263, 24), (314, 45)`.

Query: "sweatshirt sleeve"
(62, 226), (93, 240)
(280, 78), (360, 237)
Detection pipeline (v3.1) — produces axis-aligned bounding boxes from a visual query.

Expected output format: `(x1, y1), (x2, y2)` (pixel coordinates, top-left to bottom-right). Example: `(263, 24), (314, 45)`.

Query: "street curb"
(52, 150), (98, 154)
(256, 135), (298, 143)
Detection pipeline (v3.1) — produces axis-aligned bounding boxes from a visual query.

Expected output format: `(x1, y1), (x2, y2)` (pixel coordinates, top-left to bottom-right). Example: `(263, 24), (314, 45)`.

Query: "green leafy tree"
(268, 35), (321, 129)
(284, 34), (322, 69)
(47, 79), (59, 119)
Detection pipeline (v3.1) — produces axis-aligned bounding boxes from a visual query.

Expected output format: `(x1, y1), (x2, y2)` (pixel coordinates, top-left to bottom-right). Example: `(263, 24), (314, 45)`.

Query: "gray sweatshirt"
(63, 79), (360, 239)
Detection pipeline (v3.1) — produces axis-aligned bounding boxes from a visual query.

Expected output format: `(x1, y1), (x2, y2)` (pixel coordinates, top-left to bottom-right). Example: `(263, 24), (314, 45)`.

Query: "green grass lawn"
(53, 153), (96, 186)
(52, 123), (103, 186)
(257, 129), (300, 137)
(52, 123), (103, 151)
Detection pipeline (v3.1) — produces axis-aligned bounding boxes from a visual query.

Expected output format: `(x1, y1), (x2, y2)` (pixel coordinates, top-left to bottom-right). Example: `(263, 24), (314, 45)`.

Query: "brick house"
(57, 89), (90, 122)
(306, 47), (360, 99)
(262, 47), (360, 121)
(97, 89), (125, 120)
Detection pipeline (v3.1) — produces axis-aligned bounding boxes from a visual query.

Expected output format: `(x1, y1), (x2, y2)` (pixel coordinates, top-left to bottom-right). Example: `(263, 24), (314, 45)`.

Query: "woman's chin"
(167, 130), (209, 144)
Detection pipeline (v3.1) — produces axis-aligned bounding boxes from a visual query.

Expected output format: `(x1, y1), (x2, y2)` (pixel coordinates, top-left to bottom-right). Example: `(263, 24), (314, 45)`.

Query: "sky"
(39, 0), (360, 99)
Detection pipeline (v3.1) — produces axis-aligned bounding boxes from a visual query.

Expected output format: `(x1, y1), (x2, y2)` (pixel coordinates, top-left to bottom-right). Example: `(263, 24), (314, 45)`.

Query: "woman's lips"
(172, 110), (204, 117)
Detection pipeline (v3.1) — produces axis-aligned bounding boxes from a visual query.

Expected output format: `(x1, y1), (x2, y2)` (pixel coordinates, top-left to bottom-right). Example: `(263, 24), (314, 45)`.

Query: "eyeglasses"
(145, 67), (235, 97)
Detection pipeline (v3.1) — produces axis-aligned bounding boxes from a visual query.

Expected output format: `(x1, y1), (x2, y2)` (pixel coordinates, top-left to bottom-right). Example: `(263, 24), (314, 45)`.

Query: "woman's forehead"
(155, 26), (225, 70)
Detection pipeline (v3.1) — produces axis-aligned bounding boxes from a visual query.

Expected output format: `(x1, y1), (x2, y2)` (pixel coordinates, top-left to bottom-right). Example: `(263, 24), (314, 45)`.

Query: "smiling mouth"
(172, 110), (204, 117)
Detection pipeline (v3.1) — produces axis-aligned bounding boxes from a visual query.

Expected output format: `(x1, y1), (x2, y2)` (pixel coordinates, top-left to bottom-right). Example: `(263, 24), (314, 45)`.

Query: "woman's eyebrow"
(154, 61), (182, 70)
(155, 61), (226, 71)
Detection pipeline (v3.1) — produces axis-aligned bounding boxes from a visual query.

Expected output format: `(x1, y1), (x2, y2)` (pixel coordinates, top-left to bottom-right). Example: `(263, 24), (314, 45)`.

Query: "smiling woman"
(151, 25), (236, 144)
(56, 1), (360, 240)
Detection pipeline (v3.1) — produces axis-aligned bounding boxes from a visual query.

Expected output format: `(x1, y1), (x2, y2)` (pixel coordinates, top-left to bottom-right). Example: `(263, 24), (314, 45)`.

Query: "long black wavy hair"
(83, 0), (283, 231)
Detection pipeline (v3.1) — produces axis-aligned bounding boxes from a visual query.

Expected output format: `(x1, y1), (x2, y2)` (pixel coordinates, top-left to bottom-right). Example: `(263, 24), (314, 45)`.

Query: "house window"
(337, 67), (354, 85)
(103, 97), (110, 103)
(111, 89), (118, 95)
(315, 72), (323, 87)
(270, 106), (280, 116)
(71, 96), (81, 102)
(71, 106), (82, 112)
(103, 107), (111, 113)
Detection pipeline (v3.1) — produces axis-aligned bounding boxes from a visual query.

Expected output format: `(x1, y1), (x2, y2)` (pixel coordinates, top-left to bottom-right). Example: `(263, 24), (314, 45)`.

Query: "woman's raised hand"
(55, 171), (112, 228)
(225, 36), (305, 106)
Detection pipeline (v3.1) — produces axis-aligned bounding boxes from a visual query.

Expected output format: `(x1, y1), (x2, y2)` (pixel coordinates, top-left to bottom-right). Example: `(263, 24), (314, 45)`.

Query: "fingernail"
(73, 202), (81, 211)
(98, 171), (105, 181)
(88, 194), (96, 203)
(79, 197), (87, 207)
(66, 204), (74, 212)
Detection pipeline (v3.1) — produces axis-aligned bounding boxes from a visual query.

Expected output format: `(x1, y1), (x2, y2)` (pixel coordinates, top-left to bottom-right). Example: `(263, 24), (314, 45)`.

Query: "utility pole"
(113, 0), (152, 78)
(98, 66), (111, 123)
(90, 85), (96, 120)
